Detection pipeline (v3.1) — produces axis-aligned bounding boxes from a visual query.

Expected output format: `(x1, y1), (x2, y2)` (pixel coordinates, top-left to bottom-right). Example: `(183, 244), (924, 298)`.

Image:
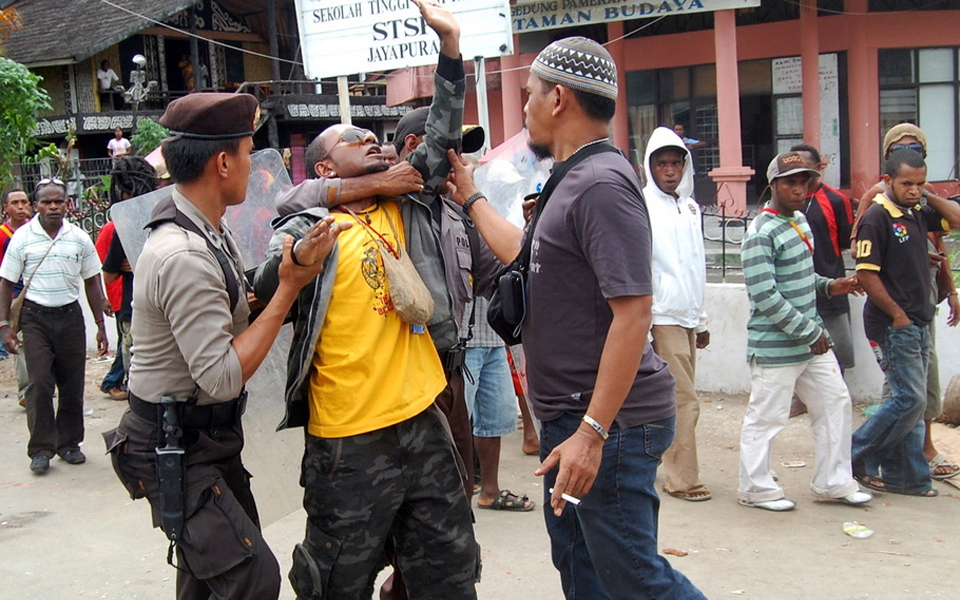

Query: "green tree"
(131, 118), (170, 156)
(0, 56), (52, 187)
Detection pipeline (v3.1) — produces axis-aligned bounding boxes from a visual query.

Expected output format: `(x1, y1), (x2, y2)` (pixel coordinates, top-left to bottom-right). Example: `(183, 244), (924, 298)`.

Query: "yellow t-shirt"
(308, 200), (446, 438)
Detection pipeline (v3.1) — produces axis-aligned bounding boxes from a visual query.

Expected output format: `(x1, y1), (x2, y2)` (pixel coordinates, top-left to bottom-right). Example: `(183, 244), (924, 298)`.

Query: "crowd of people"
(2, 0), (959, 597)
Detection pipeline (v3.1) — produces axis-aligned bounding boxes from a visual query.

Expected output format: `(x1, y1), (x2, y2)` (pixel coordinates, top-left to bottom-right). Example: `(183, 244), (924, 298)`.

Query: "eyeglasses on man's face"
(331, 128), (380, 151)
(889, 142), (925, 154)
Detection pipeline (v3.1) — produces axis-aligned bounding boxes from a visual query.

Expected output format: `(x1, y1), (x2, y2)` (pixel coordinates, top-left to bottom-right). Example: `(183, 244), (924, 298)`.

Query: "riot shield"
(110, 148), (303, 525)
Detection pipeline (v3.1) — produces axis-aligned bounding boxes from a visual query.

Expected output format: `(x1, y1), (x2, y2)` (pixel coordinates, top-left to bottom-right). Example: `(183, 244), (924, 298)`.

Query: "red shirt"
(95, 221), (123, 313)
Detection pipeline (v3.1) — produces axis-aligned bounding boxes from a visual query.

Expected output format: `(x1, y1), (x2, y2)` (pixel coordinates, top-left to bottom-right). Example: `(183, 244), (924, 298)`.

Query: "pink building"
(448, 1), (960, 210)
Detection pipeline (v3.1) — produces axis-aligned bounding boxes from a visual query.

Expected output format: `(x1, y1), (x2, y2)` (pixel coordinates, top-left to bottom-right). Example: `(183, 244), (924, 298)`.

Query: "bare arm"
(0, 277), (17, 353)
(925, 191), (960, 229)
(857, 269), (910, 327)
(535, 295), (651, 515)
(447, 149), (524, 264)
(83, 274), (109, 355)
(275, 165), (424, 216)
(413, 0), (459, 59)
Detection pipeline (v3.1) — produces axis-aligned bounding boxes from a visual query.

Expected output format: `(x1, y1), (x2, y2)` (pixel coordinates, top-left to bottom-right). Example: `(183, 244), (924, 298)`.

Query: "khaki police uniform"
(103, 92), (281, 600)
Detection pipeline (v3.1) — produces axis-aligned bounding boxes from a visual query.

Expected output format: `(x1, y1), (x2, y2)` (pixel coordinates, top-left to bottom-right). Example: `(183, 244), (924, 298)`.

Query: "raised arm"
(446, 149), (523, 264)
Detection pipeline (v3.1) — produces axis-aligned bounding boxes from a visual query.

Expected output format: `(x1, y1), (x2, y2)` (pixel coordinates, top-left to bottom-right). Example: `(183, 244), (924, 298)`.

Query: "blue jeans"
(100, 320), (126, 392)
(463, 346), (517, 437)
(540, 413), (706, 600)
(852, 323), (931, 494)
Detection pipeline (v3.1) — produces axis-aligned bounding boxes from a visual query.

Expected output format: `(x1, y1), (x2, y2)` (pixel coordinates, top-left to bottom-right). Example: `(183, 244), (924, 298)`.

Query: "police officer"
(103, 93), (346, 600)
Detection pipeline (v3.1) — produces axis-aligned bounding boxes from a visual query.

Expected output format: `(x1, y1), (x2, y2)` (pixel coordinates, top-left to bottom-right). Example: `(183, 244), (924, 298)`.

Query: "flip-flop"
(667, 489), (713, 502)
(855, 474), (886, 493)
(929, 454), (960, 480)
(477, 489), (535, 512)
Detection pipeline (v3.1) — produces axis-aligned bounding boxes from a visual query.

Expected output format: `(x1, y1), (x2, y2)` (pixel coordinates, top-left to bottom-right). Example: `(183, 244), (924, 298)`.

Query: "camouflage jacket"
(254, 63), (465, 431)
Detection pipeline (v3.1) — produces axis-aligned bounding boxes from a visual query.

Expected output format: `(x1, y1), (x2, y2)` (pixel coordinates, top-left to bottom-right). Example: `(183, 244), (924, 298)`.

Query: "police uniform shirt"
(855, 191), (948, 342)
(128, 190), (250, 406)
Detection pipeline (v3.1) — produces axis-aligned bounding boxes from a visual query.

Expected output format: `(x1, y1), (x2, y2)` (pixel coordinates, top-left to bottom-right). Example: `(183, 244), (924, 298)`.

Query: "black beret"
(160, 93), (260, 140)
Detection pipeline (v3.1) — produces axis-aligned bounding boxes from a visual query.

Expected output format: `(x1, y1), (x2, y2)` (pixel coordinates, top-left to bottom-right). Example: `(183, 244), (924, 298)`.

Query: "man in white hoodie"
(644, 127), (712, 502)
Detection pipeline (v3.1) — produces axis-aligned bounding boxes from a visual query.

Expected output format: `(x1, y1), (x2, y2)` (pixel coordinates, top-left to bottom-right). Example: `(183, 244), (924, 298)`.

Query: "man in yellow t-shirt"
(252, 2), (478, 598)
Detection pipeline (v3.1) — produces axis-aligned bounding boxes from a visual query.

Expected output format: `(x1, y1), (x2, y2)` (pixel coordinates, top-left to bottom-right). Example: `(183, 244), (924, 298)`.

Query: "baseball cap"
(766, 152), (819, 183)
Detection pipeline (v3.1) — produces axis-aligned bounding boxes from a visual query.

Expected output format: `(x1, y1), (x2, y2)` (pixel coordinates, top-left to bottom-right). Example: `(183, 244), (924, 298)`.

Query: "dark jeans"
(22, 300), (86, 459)
(852, 323), (931, 494)
(435, 364), (474, 498)
(540, 413), (707, 600)
(100, 319), (126, 392)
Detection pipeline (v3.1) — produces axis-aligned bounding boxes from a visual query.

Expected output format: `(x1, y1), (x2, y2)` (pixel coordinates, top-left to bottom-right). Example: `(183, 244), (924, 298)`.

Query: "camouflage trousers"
(291, 405), (479, 600)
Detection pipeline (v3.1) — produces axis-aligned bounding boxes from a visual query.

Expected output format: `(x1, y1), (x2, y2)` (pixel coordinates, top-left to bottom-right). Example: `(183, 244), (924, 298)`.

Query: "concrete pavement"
(2, 355), (958, 599)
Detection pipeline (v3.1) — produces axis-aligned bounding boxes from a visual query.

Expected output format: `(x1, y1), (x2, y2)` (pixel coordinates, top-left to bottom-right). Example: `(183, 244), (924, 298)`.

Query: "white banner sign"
(294, 0), (513, 79)
(510, 0), (760, 33)
(773, 54), (841, 188)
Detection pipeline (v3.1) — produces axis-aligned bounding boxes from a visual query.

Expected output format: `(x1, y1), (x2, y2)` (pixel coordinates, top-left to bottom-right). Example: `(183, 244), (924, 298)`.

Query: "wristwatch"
(0, 320), (10, 329)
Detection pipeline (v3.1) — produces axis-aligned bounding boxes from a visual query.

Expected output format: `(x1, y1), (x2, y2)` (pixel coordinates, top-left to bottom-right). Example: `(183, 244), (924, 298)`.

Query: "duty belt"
(128, 391), (247, 429)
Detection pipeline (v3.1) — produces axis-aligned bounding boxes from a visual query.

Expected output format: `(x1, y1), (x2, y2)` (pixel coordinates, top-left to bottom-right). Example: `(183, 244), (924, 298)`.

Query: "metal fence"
(701, 202), (755, 283)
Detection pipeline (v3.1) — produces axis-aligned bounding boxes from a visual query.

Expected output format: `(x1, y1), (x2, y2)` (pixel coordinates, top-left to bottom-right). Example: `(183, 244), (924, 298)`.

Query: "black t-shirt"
(855, 193), (947, 341)
(801, 184), (853, 316)
(103, 234), (133, 321)
(524, 152), (676, 429)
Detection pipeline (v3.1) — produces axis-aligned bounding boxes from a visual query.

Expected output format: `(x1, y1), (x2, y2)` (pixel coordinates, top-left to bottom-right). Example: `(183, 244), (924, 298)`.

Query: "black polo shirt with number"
(855, 193), (948, 341)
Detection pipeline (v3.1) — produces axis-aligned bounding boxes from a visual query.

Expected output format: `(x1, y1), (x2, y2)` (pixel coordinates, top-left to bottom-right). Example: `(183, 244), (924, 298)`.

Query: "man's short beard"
(365, 159), (390, 174)
(529, 142), (552, 160)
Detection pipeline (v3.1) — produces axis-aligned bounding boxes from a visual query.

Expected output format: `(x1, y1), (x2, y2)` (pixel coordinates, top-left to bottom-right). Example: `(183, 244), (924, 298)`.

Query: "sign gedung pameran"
(294, 0), (514, 79)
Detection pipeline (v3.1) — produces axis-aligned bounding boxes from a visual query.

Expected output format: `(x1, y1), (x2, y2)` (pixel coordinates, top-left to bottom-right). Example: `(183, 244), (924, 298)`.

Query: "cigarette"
(549, 488), (581, 506)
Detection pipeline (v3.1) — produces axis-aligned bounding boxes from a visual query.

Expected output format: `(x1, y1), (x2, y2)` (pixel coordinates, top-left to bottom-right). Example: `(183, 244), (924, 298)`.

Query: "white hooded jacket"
(643, 127), (708, 331)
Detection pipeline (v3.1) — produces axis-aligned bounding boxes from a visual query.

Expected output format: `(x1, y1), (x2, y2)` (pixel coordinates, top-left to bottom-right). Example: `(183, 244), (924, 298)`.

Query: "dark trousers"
(100, 319), (126, 392)
(293, 407), (478, 600)
(436, 365), (474, 498)
(106, 407), (281, 600)
(22, 300), (86, 459)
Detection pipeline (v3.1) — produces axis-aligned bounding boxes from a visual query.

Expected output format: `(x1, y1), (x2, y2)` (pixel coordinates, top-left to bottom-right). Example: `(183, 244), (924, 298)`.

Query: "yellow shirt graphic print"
(308, 200), (446, 438)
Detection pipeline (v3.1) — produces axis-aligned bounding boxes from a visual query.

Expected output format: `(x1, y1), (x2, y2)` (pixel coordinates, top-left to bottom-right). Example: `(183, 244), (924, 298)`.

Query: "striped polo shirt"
(0, 217), (101, 307)
(741, 209), (832, 367)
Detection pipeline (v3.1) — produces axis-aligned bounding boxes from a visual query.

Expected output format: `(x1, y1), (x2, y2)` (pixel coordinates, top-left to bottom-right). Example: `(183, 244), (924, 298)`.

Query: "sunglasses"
(331, 128), (380, 150)
(37, 177), (65, 187)
(889, 142), (925, 154)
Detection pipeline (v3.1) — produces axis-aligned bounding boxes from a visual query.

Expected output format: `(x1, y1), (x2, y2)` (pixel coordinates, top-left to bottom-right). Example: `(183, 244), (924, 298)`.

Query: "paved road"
(2, 356), (958, 599)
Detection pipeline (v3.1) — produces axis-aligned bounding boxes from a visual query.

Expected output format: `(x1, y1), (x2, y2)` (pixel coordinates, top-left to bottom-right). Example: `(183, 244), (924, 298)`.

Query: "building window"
(879, 47), (959, 181)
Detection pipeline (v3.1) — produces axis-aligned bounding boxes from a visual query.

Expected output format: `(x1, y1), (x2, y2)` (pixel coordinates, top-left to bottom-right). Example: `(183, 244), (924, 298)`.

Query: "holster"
(156, 395), (185, 546)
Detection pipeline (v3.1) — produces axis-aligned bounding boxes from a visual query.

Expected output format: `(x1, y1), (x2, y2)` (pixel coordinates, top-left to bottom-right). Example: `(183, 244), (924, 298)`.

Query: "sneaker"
(838, 491), (873, 506)
(60, 449), (86, 465)
(30, 455), (50, 474)
(738, 497), (796, 512)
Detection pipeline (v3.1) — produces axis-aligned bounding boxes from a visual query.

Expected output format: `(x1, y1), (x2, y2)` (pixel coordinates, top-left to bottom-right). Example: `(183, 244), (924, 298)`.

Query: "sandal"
(667, 489), (713, 502)
(928, 454), (960, 480)
(477, 489), (535, 512)
(855, 475), (885, 493)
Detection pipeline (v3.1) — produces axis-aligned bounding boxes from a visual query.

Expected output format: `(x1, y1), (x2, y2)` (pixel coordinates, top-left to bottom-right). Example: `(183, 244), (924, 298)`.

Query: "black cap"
(393, 107), (429, 152)
(393, 107), (485, 154)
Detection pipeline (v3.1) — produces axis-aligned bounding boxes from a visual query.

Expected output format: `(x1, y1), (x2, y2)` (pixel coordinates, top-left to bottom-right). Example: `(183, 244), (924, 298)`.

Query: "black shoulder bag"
(487, 141), (622, 345)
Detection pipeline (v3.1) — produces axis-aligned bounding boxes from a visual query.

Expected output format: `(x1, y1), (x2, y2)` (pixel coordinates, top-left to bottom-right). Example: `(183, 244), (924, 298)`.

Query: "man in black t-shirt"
(446, 36), (705, 600)
(792, 144), (856, 371)
(852, 149), (960, 497)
